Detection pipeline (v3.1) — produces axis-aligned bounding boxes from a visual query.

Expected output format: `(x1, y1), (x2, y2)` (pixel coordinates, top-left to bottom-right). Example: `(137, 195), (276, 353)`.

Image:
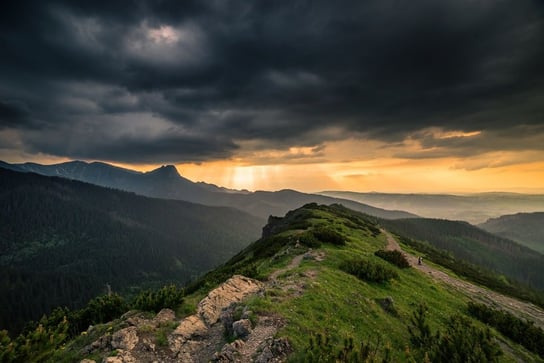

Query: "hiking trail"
(382, 229), (544, 328)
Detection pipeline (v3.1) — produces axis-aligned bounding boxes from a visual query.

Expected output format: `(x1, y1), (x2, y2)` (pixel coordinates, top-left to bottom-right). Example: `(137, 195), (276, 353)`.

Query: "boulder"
(102, 349), (137, 363)
(111, 327), (139, 350)
(154, 308), (176, 324)
(173, 315), (208, 339)
(232, 319), (252, 339)
(212, 339), (245, 362)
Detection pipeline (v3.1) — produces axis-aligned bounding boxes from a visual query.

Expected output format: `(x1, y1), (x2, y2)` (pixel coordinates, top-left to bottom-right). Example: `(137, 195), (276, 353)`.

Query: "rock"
(89, 334), (112, 351)
(198, 275), (264, 326)
(220, 307), (234, 337)
(254, 346), (274, 363)
(154, 308), (176, 324)
(123, 311), (153, 328)
(212, 339), (245, 362)
(254, 337), (292, 363)
(141, 337), (156, 352)
(102, 349), (137, 363)
(111, 327), (139, 350)
(80, 359), (96, 363)
(270, 337), (292, 356)
(232, 319), (252, 339)
(241, 308), (253, 320)
(173, 314), (208, 339)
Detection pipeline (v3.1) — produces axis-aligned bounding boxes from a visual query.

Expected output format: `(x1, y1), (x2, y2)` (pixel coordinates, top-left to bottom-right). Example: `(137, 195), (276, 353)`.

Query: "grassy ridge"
(8, 203), (543, 362)
(230, 204), (541, 362)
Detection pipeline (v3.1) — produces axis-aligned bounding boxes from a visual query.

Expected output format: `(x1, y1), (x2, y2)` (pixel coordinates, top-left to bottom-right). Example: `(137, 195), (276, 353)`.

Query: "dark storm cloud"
(0, 100), (31, 129)
(0, 0), (543, 163)
(22, 127), (238, 164)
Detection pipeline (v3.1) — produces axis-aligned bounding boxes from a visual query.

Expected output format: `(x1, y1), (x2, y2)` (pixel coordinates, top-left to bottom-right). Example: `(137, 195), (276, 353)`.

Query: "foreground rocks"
(80, 275), (290, 363)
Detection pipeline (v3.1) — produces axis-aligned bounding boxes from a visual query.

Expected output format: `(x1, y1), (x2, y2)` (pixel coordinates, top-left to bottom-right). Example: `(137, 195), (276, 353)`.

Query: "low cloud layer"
(1, 0), (543, 163)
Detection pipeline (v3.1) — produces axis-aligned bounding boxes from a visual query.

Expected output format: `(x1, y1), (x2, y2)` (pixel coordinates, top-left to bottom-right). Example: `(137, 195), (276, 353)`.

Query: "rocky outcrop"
(173, 314), (208, 339)
(111, 327), (139, 350)
(198, 275), (264, 326)
(79, 275), (282, 363)
(169, 275), (265, 362)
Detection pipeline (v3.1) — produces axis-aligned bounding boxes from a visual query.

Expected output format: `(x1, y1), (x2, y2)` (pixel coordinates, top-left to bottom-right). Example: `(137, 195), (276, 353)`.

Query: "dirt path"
(269, 254), (305, 281)
(382, 229), (544, 328)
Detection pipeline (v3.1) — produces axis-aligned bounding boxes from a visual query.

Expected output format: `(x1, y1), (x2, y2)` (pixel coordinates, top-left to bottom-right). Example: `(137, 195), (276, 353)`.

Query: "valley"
(320, 191), (544, 224)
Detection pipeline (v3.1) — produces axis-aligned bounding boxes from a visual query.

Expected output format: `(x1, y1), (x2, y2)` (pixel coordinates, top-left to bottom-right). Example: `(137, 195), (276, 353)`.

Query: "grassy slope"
(380, 218), (544, 291)
(55, 204), (542, 362)
(180, 204), (538, 362)
(239, 205), (541, 362)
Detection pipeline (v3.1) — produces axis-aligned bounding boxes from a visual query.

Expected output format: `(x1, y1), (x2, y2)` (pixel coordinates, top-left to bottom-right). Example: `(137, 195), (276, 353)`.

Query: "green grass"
(38, 203), (544, 362)
(240, 205), (541, 362)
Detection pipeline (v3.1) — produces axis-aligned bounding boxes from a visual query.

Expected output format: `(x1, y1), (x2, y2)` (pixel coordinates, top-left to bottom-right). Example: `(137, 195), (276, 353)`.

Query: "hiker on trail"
(418, 256), (422, 265)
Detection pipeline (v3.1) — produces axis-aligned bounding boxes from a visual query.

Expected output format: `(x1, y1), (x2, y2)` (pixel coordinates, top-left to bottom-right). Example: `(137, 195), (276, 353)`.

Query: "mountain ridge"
(479, 212), (544, 254)
(9, 203), (543, 362)
(0, 160), (417, 220)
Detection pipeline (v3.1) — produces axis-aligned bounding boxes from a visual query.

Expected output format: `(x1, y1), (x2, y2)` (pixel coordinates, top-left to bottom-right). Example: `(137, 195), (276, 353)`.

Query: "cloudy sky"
(1, 0), (544, 192)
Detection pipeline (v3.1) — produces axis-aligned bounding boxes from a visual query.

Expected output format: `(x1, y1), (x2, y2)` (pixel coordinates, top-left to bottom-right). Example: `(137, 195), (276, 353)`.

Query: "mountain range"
(320, 190), (544, 224)
(0, 160), (416, 221)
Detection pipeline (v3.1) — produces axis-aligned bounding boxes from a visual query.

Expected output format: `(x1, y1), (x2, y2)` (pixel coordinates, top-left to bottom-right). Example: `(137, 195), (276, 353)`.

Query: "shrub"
(408, 304), (502, 363)
(297, 333), (392, 362)
(340, 258), (398, 283)
(407, 303), (433, 348)
(374, 250), (410, 269)
(312, 226), (345, 246)
(468, 302), (544, 357)
(131, 284), (185, 313)
(298, 231), (321, 248)
(68, 294), (128, 335)
(1, 317), (69, 363)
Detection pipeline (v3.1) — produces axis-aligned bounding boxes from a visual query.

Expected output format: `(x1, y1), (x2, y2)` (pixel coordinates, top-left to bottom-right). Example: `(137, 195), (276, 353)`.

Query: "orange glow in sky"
(5, 129), (543, 194)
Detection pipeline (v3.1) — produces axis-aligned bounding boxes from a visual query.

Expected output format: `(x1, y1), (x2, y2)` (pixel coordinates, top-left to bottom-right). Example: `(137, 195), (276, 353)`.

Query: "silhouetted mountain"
(320, 190), (544, 223)
(381, 217), (544, 291)
(0, 168), (262, 332)
(479, 212), (544, 254)
(1, 160), (416, 220)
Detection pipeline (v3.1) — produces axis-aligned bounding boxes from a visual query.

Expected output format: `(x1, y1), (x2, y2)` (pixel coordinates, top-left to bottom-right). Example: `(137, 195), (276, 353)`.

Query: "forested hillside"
(381, 218), (544, 291)
(0, 168), (262, 333)
(479, 212), (544, 254)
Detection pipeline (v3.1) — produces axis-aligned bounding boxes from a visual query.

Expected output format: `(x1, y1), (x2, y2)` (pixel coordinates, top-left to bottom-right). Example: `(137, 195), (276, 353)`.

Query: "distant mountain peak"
(147, 164), (181, 179)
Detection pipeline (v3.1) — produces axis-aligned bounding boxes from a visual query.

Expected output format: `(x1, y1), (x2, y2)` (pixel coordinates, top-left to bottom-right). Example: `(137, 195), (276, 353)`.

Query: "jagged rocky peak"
(147, 164), (181, 179)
